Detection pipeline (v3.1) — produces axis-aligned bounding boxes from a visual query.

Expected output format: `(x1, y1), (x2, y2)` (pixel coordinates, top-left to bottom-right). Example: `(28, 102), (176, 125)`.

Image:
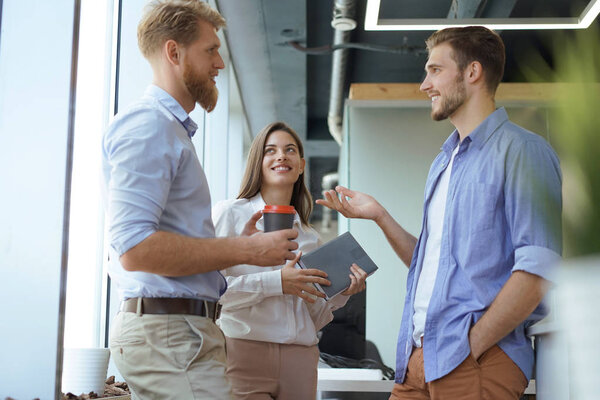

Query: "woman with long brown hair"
(212, 121), (367, 400)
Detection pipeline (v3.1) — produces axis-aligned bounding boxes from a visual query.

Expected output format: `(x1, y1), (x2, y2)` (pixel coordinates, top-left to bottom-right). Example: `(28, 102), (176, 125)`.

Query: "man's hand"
(468, 329), (486, 361)
(340, 264), (368, 296)
(318, 185), (417, 268)
(248, 228), (299, 267)
(467, 271), (549, 362)
(241, 210), (262, 236)
(316, 186), (385, 222)
(281, 252), (331, 303)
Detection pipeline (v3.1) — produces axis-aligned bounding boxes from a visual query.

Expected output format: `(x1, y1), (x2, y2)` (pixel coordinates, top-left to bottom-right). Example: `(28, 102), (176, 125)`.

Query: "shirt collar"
(467, 107), (508, 150)
(441, 130), (461, 154)
(145, 85), (198, 138)
(441, 107), (508, 153)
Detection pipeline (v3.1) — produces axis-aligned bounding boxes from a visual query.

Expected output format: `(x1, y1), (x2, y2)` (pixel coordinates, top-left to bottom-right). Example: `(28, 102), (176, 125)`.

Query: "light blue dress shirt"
(395, 107), (562, 383)
(102, 85), (226, 302)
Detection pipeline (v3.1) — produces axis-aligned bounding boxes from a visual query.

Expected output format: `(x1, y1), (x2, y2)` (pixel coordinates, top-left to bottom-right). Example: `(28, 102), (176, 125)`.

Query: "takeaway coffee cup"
(263, 205), (295, 232)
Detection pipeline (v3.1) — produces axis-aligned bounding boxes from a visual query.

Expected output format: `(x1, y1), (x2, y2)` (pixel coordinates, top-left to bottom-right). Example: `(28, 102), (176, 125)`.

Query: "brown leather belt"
(121, 298), (221, 321)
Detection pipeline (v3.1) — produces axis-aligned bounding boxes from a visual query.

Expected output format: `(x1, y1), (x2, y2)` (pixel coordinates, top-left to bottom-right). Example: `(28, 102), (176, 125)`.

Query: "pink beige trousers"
(225, 337), (320, 400)
(389, 345), (528, 400)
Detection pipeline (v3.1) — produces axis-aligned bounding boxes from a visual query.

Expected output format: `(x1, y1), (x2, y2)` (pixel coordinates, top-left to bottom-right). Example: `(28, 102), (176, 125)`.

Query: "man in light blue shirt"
(102, 2), (298, 399)
(318, 26), (561, 399)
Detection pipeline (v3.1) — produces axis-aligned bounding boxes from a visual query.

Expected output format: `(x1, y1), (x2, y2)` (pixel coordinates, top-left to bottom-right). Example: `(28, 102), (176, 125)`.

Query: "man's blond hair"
(138, 0), (225, 59)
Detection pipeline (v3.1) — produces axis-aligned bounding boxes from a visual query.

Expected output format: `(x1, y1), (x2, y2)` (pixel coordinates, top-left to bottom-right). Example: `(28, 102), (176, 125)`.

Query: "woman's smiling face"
(261, 130), (305, 190)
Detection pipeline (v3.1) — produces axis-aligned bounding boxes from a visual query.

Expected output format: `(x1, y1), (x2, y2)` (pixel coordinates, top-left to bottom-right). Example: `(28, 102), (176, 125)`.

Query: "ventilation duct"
(327, 0), (356, 145)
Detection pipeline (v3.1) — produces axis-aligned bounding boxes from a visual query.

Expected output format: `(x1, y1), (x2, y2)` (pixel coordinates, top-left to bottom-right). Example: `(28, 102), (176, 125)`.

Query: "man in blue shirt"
(102, 1), (299, 398)
(318, 26), (562, 399)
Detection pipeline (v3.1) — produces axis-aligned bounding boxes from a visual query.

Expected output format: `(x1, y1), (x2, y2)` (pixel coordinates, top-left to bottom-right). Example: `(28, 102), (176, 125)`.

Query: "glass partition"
(0, 1), (79, 398)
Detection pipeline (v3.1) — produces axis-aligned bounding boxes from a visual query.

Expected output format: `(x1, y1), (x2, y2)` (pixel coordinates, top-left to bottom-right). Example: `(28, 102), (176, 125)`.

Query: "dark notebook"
(297, 231), (379, 299)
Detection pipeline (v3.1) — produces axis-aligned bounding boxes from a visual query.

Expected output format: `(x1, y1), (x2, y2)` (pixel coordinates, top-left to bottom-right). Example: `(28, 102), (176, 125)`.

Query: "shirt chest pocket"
(453, 182), (498, 233)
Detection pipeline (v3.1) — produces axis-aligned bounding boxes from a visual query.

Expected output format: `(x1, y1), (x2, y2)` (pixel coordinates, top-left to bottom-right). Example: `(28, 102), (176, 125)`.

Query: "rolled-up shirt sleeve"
(104, 108), (179, 256)
(504, 138), (562, 281)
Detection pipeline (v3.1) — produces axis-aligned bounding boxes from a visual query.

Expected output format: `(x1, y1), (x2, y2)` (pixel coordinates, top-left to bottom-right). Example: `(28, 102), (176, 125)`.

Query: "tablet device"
(298, 231), (378, 299)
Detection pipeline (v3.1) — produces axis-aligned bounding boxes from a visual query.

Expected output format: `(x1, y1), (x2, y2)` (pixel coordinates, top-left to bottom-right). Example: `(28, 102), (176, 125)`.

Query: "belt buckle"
(202, 300), (222, 322)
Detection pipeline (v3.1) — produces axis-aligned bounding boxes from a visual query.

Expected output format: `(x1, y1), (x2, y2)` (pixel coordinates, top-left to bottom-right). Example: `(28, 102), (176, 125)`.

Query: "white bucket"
(61, 348), (110, 396)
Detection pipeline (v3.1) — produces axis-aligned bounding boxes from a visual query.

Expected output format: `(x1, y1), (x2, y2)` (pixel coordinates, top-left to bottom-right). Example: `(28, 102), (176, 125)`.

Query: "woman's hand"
(241, 210), (263, 236)
(316, 186), (385, 222)
(281, 252), (331, 303)
(340, 264), (368, 296)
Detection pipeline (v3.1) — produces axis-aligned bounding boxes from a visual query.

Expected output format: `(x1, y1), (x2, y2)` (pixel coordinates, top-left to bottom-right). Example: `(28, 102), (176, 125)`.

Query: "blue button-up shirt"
(102, 85), (227, 302)
(395, 107), (562, 383)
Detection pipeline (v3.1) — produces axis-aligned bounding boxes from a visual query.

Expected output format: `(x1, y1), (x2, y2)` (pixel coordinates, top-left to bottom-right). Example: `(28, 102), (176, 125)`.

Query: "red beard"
(183, 60), (219, 113)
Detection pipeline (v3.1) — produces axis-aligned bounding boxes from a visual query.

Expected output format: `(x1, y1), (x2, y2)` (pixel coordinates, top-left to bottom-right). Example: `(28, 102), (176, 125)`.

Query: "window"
(64, 0), (113, 349)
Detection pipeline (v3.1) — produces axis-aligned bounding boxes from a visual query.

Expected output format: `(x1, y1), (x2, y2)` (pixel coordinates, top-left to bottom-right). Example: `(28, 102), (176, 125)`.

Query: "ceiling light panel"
(365, 0), (600, 30)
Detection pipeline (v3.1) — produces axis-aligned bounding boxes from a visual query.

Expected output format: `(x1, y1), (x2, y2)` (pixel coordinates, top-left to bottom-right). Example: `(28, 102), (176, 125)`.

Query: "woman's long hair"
(238, 122), (313, 226)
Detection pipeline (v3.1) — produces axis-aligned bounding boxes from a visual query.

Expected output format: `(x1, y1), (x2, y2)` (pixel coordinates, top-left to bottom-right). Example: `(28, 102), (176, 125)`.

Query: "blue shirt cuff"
(512, 245), (561, 282)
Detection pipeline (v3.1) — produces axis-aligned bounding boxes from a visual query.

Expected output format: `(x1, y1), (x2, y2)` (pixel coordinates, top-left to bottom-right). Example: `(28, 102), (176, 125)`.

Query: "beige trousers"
(109, 311), (233, 400)
(225, 337), (320, 400)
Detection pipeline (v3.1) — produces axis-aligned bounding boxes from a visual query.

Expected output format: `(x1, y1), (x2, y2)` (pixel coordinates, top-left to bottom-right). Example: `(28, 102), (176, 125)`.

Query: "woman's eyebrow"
(264, 143), (298, 147)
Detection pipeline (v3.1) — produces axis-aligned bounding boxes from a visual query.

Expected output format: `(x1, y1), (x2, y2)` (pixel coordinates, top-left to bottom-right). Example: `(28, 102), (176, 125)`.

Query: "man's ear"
(164, 39), (181, 66)
(466, 61), (483, 84)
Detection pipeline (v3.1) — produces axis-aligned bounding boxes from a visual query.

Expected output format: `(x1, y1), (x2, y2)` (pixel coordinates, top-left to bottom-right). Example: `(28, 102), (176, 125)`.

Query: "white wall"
(341, 101), (551, 369)
(0, 1), (78, 398)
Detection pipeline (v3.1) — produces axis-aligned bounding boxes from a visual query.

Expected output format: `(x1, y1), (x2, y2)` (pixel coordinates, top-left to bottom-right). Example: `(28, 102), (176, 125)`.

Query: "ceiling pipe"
(327, 0), (356, 145)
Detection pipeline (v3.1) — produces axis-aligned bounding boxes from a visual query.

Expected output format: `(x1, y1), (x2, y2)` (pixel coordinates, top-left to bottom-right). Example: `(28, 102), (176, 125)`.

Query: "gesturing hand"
(316, 185), (384, 222)
(340, 264), (368, 296)
(241, 210), (262, 237)
(281, 252), (331, 303)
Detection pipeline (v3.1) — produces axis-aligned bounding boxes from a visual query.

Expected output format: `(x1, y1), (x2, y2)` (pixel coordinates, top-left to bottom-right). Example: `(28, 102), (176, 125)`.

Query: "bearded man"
(318, 26), (562, 400)
(101, 1), (299, 398)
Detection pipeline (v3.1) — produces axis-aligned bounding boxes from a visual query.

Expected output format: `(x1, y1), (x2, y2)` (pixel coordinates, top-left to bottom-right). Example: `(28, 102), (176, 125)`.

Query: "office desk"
(316, 368), (536, 398)
(317, 368), (393, 399)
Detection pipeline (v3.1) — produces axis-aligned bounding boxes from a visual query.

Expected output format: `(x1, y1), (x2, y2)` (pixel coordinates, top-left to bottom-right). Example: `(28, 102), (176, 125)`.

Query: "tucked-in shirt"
(102, 85), (226, 302)
(396, 107), (562, 383)
(412, 144), (459, 346)
(212, 194), (348, 346)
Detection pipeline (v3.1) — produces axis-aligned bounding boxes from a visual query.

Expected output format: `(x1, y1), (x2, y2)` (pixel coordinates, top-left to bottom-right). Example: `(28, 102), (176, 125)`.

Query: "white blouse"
(212, 194), (348, 346)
